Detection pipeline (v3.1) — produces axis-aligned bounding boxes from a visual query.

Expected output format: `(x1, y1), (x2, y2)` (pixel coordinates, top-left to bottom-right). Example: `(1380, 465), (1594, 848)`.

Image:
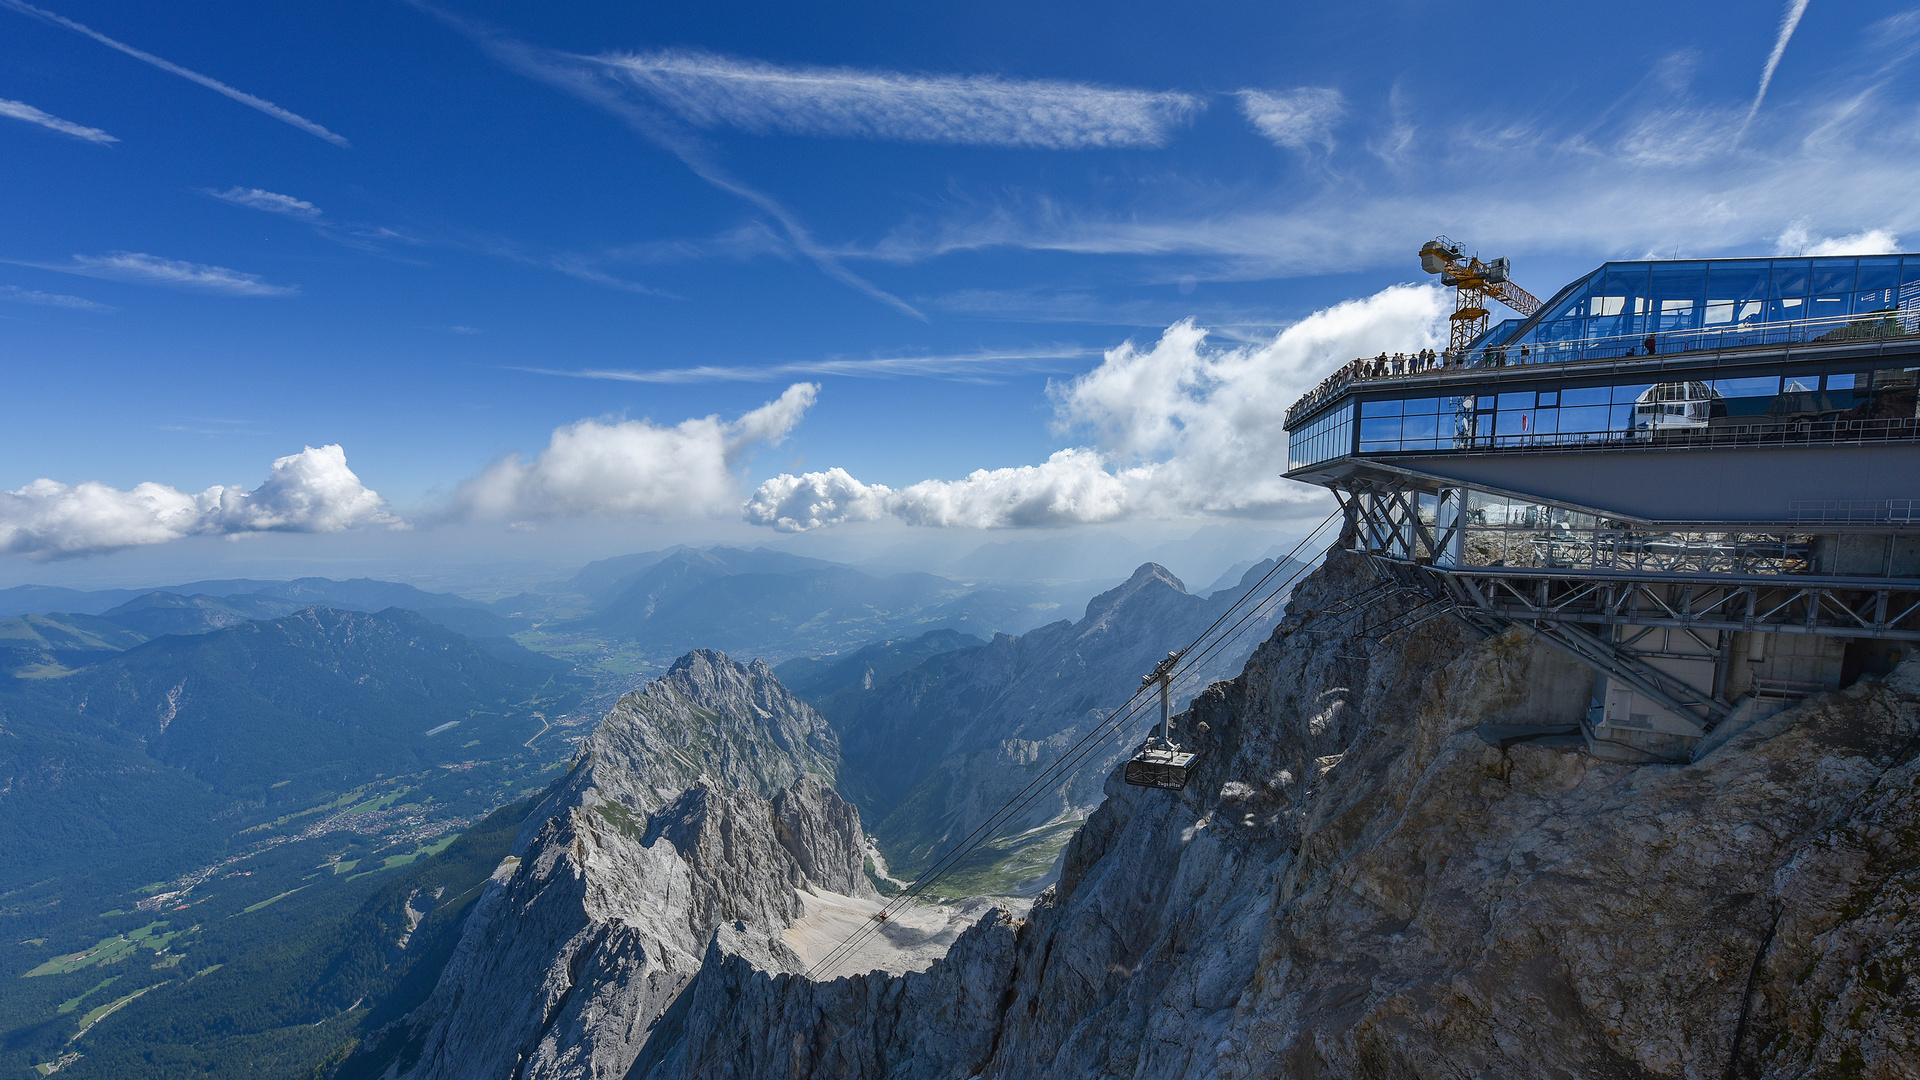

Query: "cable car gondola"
(1125, 650), (1199, 790)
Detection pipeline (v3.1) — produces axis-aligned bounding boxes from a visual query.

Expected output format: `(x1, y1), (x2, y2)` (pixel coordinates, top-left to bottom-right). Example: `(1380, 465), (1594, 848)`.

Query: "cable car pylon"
(1124, 647), (1199, 790)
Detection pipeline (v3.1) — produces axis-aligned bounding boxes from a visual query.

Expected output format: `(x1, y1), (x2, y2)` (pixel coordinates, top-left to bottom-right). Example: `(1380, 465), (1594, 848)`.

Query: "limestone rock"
(641, 548), (1920, 1079)
(370, 650), (870, 1080)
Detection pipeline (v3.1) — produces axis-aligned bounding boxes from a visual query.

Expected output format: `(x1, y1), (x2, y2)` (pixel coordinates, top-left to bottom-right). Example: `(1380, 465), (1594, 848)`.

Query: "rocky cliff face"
(639, 548), (1920, 1079)
(358, 650), (880, 1080)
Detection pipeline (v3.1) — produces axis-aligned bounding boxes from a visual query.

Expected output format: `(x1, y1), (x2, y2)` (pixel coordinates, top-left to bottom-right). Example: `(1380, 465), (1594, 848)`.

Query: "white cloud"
(435, 18), (923, 318)
(1743, 0), (1812, 134)
(0, 97), (115, 142)
(26, 252), (299, 296)
(1237, 88), (1344, 151)
(596, 49), (1203, 149)
(1775, 221), (1901, 255)
(743, 468), (893, 532)
(517, 345), (1094, 385)
(0, 284), (110, 310)
(856, 26), (1920, 282)
(745, 284), (1447, 530)
(451, 383), (817, 520)
(0, 445), (398, 560)
(888, 448), (1134, 528)
(0, 0), (349, 147)
(207, 186), (321, 219)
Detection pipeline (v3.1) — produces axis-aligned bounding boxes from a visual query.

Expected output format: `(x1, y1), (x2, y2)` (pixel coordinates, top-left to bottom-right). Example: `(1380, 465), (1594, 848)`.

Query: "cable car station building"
(1284, 253), (1920, 763)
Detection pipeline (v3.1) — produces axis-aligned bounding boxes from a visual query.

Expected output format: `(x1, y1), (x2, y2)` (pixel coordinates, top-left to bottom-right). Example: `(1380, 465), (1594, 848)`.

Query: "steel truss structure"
(1337, 480), (1920, 735)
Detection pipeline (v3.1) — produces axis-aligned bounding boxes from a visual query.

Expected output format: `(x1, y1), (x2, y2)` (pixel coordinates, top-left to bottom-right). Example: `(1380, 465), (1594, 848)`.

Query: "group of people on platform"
(1288, 348), (1458, 423)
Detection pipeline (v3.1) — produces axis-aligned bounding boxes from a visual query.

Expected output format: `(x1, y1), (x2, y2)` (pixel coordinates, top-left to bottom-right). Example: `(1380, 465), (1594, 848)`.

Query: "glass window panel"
(1902, 256), (1920, 285)
(1531, 408), (1558, 435)
(1858, 257), (1900, 292)
(1401, 413), (1439, 440)
(1810, 259), (1858, 296)
(1706, 264), (1769, 302)
(1827, 372), (1857, 390)
(1497, 390), (1535, 410)
(1873, 365), (1918, 388)
(1857, 288), (1897, 314)
(1560, 386), (1610, 407)
(1808, 294), (1850, 323)
(1360, 399), (1402, 417)
(1560, 405), (1610, 432)
(1401, 396), (1442, 415)
(1714, 376), (1781, 397)
(1766, 295), (1806, 323)
(1782, 371), (1820, 393)
(1495, 411), (1534, 436)
(1401, 436), (1441, 452)
(1536, 390), (1558, 407)
(1359, 441), (1397, 453)
(1704, 299), (1735, 325)
(1649, 262), (1707, 332)
(1609, 403), (1636, 430)
(1612, 383), (1654, 404)
(1770, 260), (1811, 299)
(1359, 417), (1402, 442)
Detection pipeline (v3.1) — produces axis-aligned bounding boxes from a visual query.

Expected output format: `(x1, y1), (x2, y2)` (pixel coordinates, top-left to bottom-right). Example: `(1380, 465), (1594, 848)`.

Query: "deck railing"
(1285, 311), (1920, 428)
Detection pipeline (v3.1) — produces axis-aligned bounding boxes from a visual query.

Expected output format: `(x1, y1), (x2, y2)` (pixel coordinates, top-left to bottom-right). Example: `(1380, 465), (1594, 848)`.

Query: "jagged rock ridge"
(356, 649), (877, 1080)
(641, 548), (1920, 1079)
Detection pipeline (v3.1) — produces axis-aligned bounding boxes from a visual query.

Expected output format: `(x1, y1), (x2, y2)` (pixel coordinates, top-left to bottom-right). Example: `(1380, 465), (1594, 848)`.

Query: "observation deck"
(1283, 254), (1920, 764)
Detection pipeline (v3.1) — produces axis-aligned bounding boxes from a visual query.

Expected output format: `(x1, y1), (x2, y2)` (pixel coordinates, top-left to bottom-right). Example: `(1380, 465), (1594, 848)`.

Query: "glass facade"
(1487, 254), (1920, 363)
(1348, 362), (1918, 455)
(1288, 401), (1354, 469)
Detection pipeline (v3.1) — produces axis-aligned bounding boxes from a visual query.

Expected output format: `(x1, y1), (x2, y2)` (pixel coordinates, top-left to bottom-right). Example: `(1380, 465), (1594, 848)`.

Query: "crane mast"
(1420, 237), (1542, 357)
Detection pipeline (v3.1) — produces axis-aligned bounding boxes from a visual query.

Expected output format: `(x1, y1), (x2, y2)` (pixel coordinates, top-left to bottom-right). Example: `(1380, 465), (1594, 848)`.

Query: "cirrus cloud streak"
(16, 251), (299, 296)
(595, 49), (1204, 149)
(0, 97), (115, 142)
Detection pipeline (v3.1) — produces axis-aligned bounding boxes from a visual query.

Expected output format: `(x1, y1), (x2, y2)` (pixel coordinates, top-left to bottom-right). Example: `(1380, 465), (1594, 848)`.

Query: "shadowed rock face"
(645, 549), (1920, 1080)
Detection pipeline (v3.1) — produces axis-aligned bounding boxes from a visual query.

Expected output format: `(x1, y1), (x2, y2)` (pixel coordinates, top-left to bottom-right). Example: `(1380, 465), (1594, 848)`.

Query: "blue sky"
(2, 0), (1915, 587)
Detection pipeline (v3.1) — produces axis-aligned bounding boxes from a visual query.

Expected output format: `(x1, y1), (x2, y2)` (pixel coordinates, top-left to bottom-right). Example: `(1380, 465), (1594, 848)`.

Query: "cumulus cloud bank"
(598, 49), (1203, 149)
(0, 444), (398, 560)
(746, 284), (1447, 531)
(452, 383), (817, 520)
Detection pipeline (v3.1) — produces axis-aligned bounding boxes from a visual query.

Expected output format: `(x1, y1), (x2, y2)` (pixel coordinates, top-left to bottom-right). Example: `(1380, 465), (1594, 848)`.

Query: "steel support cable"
(804, 509), (1344, 980)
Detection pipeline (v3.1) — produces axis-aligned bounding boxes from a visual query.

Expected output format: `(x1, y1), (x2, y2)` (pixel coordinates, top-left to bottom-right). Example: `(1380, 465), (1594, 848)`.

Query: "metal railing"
(1790, 499), (1920, 523)
(1285, 310), (1920, 427)
(1406, 416), (1920, 457)
(1518, 530), (1814, 576)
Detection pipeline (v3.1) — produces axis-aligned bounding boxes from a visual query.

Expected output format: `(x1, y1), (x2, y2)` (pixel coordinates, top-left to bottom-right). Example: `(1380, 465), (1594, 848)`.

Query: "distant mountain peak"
(1081, 562), (1189, 626)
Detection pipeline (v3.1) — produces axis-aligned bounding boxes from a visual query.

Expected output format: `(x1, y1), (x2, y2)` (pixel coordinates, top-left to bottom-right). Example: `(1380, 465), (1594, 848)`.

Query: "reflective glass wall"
(1350, 362), (1918, 454)
(1288, 402), (1354, 469)
(1497, 255), (1920, 360)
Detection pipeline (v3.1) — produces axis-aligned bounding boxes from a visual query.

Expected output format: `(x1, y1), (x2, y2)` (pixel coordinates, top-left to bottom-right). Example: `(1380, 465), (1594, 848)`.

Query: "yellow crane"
(1419, 237), (1542, 357)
